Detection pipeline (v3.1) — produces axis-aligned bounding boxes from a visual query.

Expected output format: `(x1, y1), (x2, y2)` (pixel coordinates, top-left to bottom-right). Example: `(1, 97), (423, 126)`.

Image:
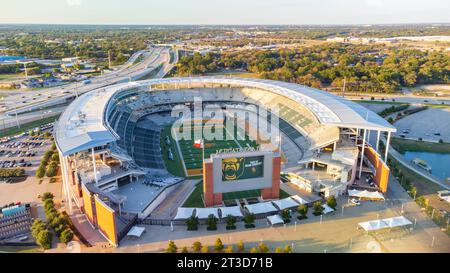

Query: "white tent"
(291, 195), (308, 205)
(126, 226), (146, 238)
(245, 202), (278, 215)
(195, 208), (220, 219)
(267, 214), (284, 226)
(442, 196), (450, 204)
(219, 206), (244, 218)
(358, 216), (412, 232)
(322, 204), (335, 214)
(348, 189), (385, 200)
(174, 207), (195, 220)
(272, 197), (299, 210)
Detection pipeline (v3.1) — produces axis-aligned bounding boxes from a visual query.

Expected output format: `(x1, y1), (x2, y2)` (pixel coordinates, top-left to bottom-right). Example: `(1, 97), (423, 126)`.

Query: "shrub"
(36, 166), (46, 178)
(51, 153), (59, 162)
(258, 242), (269, 253)
(297, 204), (308, 220)
(225, 245), (233, 253)
(206, 214), (218, 231)
(249, 247), (258, 253)
(281, 209), (291, 223)
(186, 216), (199, 231)
(0, 168), (25, 178)
(225, 215), (236, 230)
(275, 247), (282, 253)
(41, 192), (54, 202)
(59, 229), (74, 244)
(36, 229), (52, 250)
(166, 240), (177, 253)
(192, 241), (202, 252)
(237, 240), (245, 252)
(214, 238), (224, 251)
(181, 246), (189, 253)
(326, 195), (337, 210)
(201, 245), (209, 253)
(243, 213), (255, 228)
(45, 163), (58, 177)
(313, 201), (324, 216)
(284, 245), (293, 253)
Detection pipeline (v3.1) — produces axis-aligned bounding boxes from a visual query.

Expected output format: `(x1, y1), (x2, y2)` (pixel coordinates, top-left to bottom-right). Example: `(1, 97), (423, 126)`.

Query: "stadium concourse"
(54, 77), (395, 246)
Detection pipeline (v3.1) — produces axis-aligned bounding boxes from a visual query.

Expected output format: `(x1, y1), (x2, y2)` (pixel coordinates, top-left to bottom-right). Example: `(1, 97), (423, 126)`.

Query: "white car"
(350, 198), (361, 206)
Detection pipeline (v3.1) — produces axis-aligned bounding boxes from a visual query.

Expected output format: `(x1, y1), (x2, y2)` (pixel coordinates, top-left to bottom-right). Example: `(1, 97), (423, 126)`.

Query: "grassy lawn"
(182, 182), (204, 208)
(182, 182), (292, 208)
(389, 156), (443, 195)
(0, 115), (60, 138)
(0, 74), (21, 80)
(160, 125), (186, 177)
(391, 137), (450, 154)
(0, 245), (42, 253)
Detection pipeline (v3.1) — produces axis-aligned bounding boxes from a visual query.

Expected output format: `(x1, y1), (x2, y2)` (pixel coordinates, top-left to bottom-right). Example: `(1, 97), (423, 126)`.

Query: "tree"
(237, 240), (245, 252)
(201, 245), (209, 253)
(36, 165), (46, 179)
(41, 192), (54, 202)
(45, 162), (58, 177)
(243, 213), (255, 228)
(297, 204), (308, 219)
(313, 201), (324, 216)
(206, 214), (218, 231)
(186, 216), (199, 231)
(31, 219), (46, 238)
(166, 240), (177, 253)
(181, 246), (189, 253)
(192, 241), (202, 252)
(36, 230), (52, 250)
(214, 238), (224, 251)
(60, 229), (73, 244)
(225, 215), (236, 230)
(249, 247), (258, 253)
(275, 247), (282, 253)
(258, 242), (269, 253)
(281, 209), (291, 223)
(326, 195), (337, 210)
(284, 245), (293, 253)
(225, 245), (233, 253)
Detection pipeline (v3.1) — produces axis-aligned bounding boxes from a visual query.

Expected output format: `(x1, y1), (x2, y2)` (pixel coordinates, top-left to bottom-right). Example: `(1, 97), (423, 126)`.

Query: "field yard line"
(171, 126), (188, 177)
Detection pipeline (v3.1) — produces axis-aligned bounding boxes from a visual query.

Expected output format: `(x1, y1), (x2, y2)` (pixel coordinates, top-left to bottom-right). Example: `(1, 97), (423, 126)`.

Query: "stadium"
(54, 77), (396, 246)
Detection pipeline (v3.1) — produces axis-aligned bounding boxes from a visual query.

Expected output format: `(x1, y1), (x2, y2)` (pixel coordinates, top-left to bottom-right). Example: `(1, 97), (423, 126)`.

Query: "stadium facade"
(54, 77), (395, 246)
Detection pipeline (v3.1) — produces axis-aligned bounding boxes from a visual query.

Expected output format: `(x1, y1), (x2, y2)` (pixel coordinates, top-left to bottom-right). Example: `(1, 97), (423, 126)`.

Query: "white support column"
(359, 129), (367, 179)
(385, 131), (391, 162)
(92, 148), (98, 183)
(60, 152), (73, 215)
(376, 130), (381, 152)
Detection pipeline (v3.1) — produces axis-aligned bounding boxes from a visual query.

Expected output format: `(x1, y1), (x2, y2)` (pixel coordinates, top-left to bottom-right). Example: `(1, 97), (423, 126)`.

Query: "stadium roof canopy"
(55, 77), (396, 156)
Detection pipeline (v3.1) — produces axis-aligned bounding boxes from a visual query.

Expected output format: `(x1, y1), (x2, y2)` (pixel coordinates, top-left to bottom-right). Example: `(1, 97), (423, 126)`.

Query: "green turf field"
(164, 120), (259, 176)
(222, 189), (261, 200)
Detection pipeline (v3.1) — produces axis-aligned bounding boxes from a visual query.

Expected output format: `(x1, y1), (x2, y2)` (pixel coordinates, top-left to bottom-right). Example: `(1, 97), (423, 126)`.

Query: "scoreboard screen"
(221, 156), (264, 181)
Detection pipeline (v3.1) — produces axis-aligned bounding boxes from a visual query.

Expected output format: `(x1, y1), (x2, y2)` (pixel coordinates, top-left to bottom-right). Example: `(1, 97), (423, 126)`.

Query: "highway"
(0, 45), (176, 131)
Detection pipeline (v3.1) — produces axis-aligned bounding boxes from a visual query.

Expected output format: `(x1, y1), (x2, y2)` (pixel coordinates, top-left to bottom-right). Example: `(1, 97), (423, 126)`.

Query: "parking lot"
(0, 123), (54, 178)
(394, 108), (450, 142)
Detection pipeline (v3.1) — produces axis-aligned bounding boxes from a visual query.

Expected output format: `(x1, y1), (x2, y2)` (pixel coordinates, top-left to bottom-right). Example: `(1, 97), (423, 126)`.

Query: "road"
(0, 45), (175, 131)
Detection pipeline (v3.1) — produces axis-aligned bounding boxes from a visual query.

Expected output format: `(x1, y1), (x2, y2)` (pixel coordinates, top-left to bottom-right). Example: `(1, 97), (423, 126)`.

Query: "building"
(54, 77), (395, 245)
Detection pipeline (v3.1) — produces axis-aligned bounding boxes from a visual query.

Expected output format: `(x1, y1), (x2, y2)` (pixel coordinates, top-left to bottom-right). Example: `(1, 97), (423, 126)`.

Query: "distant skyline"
(1, 0), (450, 25)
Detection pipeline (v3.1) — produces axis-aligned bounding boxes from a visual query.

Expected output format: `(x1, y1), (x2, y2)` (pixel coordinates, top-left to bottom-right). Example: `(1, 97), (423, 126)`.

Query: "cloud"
(66, 0), (82, 7)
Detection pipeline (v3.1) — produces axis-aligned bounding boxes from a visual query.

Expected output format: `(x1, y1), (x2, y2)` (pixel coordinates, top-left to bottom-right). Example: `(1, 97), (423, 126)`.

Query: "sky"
(1, 0), (449, 25)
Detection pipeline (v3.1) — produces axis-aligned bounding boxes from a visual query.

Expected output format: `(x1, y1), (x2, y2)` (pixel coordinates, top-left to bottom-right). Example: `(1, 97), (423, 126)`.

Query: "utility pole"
(342, 77), (346, 97)
(108, 50), (112, 69)
(23, 62), (29, 80)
